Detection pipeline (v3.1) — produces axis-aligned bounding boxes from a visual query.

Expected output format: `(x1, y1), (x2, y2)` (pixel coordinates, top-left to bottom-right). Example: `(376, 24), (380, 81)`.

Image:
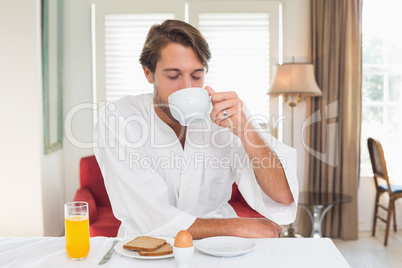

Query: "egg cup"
(173, 246), (194, 268)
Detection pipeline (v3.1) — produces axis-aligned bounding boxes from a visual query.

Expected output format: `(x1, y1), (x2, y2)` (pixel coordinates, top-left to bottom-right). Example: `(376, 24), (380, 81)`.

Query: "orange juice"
(65, 215), (90, 260)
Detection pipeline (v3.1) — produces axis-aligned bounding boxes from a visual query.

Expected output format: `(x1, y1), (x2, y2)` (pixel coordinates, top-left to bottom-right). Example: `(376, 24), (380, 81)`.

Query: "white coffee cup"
(168, 87), (211, 126)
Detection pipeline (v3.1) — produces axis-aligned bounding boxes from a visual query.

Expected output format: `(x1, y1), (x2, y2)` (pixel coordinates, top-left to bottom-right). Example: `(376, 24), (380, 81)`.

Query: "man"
(94, 20), (298, 239)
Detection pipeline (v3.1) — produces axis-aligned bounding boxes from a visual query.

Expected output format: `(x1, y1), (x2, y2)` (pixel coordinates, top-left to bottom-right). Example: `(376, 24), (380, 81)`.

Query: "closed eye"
(191, 69), (204, 80)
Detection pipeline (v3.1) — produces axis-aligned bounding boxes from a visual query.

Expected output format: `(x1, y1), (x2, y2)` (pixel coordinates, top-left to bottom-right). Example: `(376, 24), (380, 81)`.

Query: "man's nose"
(181, 77), (192, 89)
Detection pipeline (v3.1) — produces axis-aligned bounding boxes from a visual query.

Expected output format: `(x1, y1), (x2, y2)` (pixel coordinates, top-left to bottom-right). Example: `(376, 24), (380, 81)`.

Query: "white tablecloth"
(0, 237), (350, 268)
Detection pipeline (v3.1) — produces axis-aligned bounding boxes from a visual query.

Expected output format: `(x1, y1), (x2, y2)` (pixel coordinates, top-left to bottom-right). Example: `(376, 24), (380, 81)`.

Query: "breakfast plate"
(114, 237), (174, 260)
(195, 236), (256, 257)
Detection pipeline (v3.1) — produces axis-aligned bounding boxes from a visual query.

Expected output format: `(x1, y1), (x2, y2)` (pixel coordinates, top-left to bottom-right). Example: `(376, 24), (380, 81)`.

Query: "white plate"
(114, 237), (174, 260)
(195, 236), (256, 257)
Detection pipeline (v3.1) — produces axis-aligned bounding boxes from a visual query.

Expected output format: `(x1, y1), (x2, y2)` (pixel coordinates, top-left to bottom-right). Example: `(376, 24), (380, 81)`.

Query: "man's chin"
(163, 108), (179, 123)
(154, 90), (180, 124)
(156, 103), (180, 124)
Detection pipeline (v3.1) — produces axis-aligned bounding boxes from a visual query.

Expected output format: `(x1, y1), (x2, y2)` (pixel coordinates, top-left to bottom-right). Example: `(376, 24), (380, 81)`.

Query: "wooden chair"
(367, 137), (402, 246)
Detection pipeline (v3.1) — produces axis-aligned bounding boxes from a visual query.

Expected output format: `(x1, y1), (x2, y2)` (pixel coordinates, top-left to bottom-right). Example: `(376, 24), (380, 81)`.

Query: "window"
(361, 0), (402, 182)
(189, 1), (280, 120)
(93, 0), (185, 103)
(104, 14), (174, 103)
(94, 1), (281, 120)
(198, 13), (271, 119)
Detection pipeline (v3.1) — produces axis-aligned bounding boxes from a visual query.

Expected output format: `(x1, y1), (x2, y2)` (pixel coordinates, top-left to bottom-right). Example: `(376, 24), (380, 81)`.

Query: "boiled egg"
(174, 230), (193, 248)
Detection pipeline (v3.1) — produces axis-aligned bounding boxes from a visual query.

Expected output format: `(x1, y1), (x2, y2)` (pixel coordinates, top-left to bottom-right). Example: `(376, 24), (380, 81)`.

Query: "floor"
(332, 231), (402, 268)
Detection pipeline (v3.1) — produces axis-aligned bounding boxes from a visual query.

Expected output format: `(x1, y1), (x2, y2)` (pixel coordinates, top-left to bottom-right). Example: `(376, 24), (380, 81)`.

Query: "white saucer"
(195, 236), (256, 257)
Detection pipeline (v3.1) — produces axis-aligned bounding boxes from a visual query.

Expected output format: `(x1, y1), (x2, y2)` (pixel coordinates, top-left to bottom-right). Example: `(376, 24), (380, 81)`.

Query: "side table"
(298, 192), (353, 238)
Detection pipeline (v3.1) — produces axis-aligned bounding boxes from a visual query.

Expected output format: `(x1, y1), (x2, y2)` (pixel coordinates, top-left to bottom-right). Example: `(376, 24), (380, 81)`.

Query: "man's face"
(143, 43), (205, 121)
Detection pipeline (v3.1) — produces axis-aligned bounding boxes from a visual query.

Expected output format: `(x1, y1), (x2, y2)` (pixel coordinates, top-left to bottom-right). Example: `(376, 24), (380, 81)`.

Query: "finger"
(274, 228), (280, 238)
(219, 118), (236, 129)
(275, 224), (283, 234)
(269, 220), (282, 236)
(214, 107), (236, 122)
(210, 98), (241, 120)
(215, 116), (231, 129)
(269, 223), (280, 238)
(211, 91), (238, 104)
(204, 85), (216, 96)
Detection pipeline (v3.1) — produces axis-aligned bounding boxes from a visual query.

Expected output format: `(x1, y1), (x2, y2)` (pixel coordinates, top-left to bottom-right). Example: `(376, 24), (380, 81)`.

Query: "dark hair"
(139, 20), (211, 73)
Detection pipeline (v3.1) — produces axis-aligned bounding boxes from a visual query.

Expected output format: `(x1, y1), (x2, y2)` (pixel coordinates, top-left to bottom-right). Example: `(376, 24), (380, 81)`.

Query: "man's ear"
(142, 66), (154, 84)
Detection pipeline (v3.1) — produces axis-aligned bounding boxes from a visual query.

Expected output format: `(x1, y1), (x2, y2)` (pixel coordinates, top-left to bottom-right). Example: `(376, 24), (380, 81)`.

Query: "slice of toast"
(123, 236), (166, 252)
(139, 242), (173, 256)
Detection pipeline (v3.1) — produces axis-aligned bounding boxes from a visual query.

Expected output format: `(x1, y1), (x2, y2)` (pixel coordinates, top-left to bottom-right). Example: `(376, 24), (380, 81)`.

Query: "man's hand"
(187, 218), (283, 239)
(205, 85), (247, 137)
(239, 218), (283, 238)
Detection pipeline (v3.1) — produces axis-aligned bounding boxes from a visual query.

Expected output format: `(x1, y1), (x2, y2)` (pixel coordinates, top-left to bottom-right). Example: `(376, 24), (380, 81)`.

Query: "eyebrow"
(163, 68), (205, 73)
(192, 69), (205, 73)
(163, 68), (180, 72)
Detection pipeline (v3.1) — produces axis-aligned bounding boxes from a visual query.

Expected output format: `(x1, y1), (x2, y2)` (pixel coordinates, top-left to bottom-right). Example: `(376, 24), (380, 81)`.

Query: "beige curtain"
(300, 0), (362, 239)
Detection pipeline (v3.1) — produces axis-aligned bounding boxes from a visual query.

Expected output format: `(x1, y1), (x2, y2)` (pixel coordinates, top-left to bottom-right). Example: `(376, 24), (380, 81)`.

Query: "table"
(0, 236), (350, 268)
(298, 192), (354, 238)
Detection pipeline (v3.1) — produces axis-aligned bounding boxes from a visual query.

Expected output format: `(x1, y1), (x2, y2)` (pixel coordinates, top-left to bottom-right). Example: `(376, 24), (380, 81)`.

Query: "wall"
(0, 0), (66, 237)
(41, 150), (64, 236)
(62, 0), (94, 204)
(0, 0), (48, 236)
(0, 0), (94, 237)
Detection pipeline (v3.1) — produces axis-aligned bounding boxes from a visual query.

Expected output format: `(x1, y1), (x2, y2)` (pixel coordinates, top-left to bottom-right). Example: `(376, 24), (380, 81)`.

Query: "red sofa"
(74, 155), (262, 237)
(74, 155), (121, 237)
(229, 183), (264, 218)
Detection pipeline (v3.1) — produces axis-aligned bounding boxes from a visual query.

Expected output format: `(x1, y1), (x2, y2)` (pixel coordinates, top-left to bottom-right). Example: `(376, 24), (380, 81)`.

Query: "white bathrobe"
(94, 93), (298, 237)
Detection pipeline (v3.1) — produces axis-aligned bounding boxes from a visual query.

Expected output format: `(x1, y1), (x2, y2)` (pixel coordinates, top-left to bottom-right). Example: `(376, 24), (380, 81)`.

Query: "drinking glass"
(64, 201), (90, 260)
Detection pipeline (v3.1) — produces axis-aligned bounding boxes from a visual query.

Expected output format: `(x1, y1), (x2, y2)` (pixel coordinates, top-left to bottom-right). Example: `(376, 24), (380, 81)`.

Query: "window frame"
(361, 42), (402, 177)
(93, 0), (186, 105)
(188, 1), (281, 119)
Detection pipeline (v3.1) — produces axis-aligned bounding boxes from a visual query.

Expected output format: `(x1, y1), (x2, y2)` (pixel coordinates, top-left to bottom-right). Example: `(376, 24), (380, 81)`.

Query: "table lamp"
(268, 62), (322, 237)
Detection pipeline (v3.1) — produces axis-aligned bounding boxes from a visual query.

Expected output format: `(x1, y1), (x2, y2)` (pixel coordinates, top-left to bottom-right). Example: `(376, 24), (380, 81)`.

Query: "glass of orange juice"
(64, 201), (90, 260)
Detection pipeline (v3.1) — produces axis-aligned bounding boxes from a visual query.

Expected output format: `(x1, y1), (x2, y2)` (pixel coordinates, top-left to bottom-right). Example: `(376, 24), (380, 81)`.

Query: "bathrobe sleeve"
(231, 106), (298, 225)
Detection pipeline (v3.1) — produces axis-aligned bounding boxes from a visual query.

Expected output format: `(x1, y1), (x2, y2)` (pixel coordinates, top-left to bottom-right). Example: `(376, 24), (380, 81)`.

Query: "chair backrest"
(230, 183), (243, 202)
(367, 137), (391, 192)
(79, 155), (111, 207)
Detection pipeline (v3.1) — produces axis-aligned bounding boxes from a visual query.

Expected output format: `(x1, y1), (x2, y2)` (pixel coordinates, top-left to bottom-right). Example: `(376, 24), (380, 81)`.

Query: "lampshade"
(268, 63), (322, 97)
